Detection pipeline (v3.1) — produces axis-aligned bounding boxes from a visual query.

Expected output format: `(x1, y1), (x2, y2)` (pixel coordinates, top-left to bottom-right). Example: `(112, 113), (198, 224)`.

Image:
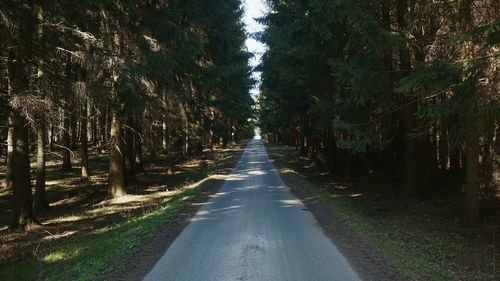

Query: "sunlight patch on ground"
(191, 205), (242, 222)
(349, 193), (364, 198)
(43, 246), (85, 263)
(279, 199), (302, 206)
(50, 194), (89, 207)
(279, 167), (297, 174)
(49, 214), (85, 224)
(0, 188), (10, 197)
(236, 185), (259, 191)
(226, 174), (249, 181)
(210, 191), (230, 198)
(248, 170), (266, 175)
(210, 174), (230, 180)
(42, 230), (78, 241)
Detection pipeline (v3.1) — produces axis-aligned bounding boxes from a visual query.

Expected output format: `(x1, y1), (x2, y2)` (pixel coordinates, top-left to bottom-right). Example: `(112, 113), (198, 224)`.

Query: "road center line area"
(143, 139), (361, 281)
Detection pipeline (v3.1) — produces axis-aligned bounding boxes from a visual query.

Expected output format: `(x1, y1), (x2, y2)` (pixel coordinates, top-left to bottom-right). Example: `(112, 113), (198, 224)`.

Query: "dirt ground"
(103, 142), (406, 281)
(265, 144), (498, 281)
(104, 143), (496, 281)
(103, 150), (243, 281)
(0, 145), (244, 266)
(266, 146), (406, 281)
(5, 142), (496, 280)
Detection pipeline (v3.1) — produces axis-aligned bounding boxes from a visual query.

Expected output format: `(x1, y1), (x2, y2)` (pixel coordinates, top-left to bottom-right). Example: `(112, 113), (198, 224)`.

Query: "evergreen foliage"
(0, 0), (254, 228)
(258, 0), (499, 226)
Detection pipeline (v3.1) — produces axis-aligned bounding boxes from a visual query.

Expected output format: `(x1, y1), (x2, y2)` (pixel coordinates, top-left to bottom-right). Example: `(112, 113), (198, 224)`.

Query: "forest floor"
(0, 142), (245, 281)
(266, 144), (498, 281)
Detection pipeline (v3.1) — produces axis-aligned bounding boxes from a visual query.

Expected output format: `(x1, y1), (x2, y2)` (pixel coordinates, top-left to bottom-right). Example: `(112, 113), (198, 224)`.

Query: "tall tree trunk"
(81, 95), (90, 182)
(33, 4), (49, 211)
(7, 4), (37, 228)
(8, 110), (35, 227)
(48, 124), (55, 152)
(397, 0), (417, 196)
(325, 130), (337, 174)
(162, 121), (167, 151)
(34, 118), (50, 211)
(124, 116), (136, 181)
(135, 116), (145, 173)
(150, 123), (157, 160)
(61, 110), (73, 171)
(98, 106), (107, 154)
(439, 127), (449, 170)
(463, 128), (480, 226)
(108, 111), (126, 198)
(0, 125), (4, 164)
(460, 0), (480, 226)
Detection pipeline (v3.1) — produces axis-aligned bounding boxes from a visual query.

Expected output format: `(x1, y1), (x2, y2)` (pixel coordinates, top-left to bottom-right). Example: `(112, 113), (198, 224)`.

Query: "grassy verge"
(273, 148), (493, 281)
(0, 151), (238, 281)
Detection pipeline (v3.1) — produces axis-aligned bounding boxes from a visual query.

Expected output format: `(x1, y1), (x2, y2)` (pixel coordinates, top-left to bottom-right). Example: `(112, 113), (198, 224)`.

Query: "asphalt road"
(143, 139), (361, 281)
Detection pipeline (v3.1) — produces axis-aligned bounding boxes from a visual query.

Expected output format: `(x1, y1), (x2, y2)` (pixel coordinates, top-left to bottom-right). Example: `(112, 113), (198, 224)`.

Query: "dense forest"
(1, 0), (499, 279)
(258, 0), (499, 227)
(0, 0), (254, 229)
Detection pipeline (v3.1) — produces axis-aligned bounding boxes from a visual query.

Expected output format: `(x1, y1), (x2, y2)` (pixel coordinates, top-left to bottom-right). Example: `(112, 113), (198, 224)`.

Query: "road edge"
(102, 147), (246, 281)
(265, 144), (407, 281)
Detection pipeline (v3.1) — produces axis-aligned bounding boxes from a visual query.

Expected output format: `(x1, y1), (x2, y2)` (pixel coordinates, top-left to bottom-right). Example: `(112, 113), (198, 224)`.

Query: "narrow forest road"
(143, 139), (362, 281)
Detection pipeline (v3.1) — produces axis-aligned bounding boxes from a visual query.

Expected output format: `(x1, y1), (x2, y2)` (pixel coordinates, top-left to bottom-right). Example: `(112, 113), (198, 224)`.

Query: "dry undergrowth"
(0, 146), (241, 265)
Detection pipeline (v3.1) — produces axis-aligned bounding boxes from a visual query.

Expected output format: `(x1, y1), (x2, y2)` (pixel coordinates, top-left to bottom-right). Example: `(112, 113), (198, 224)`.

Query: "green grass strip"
(293, 173), (462, 281)
(0, 152), (236, 281)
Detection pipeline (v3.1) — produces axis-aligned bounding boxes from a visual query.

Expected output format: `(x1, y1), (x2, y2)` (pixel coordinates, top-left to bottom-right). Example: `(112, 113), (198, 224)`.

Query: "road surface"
(143, 139), (361, 281)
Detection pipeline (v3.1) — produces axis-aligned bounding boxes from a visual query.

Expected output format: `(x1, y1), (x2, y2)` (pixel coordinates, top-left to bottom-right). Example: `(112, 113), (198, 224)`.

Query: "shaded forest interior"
(0, 0), (499, 280)
(258, 0), (499, 229)
(0, 0), (254, 233)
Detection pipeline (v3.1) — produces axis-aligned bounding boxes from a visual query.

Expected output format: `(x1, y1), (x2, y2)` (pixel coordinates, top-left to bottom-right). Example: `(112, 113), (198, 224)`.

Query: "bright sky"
(243, 0), (268, 100)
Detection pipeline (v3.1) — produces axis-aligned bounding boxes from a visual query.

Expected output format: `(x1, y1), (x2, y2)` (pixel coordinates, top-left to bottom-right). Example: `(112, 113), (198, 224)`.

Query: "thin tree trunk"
(463, 129), (480, 226)
(108, 111), (126, 198)
(61, 110), (72, 171)
(397, 0), (418, 196)
(34, 118), (50, 211)
(162, 121), (167, 151)
(124, 116), (136, 181)
(135, 116), (145, 173)
(439, 127), (449, 170)
(150, 123), (157, 160)
(81, 95), (90, 182)
(33, 4), (49, 211)
(48, 124), (54, 152)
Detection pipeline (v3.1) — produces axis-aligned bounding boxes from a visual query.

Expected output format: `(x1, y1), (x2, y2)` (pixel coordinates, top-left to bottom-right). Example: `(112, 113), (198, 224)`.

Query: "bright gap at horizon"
(243, 0), (268, 102)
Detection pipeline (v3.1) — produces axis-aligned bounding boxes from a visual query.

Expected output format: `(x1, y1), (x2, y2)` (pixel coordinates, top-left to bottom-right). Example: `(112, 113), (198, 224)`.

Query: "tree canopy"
(258, 0), (499, 226)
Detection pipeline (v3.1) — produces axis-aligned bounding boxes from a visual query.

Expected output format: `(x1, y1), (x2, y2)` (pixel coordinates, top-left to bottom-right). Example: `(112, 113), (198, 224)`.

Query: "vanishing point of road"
(143, 139), (361, 281)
